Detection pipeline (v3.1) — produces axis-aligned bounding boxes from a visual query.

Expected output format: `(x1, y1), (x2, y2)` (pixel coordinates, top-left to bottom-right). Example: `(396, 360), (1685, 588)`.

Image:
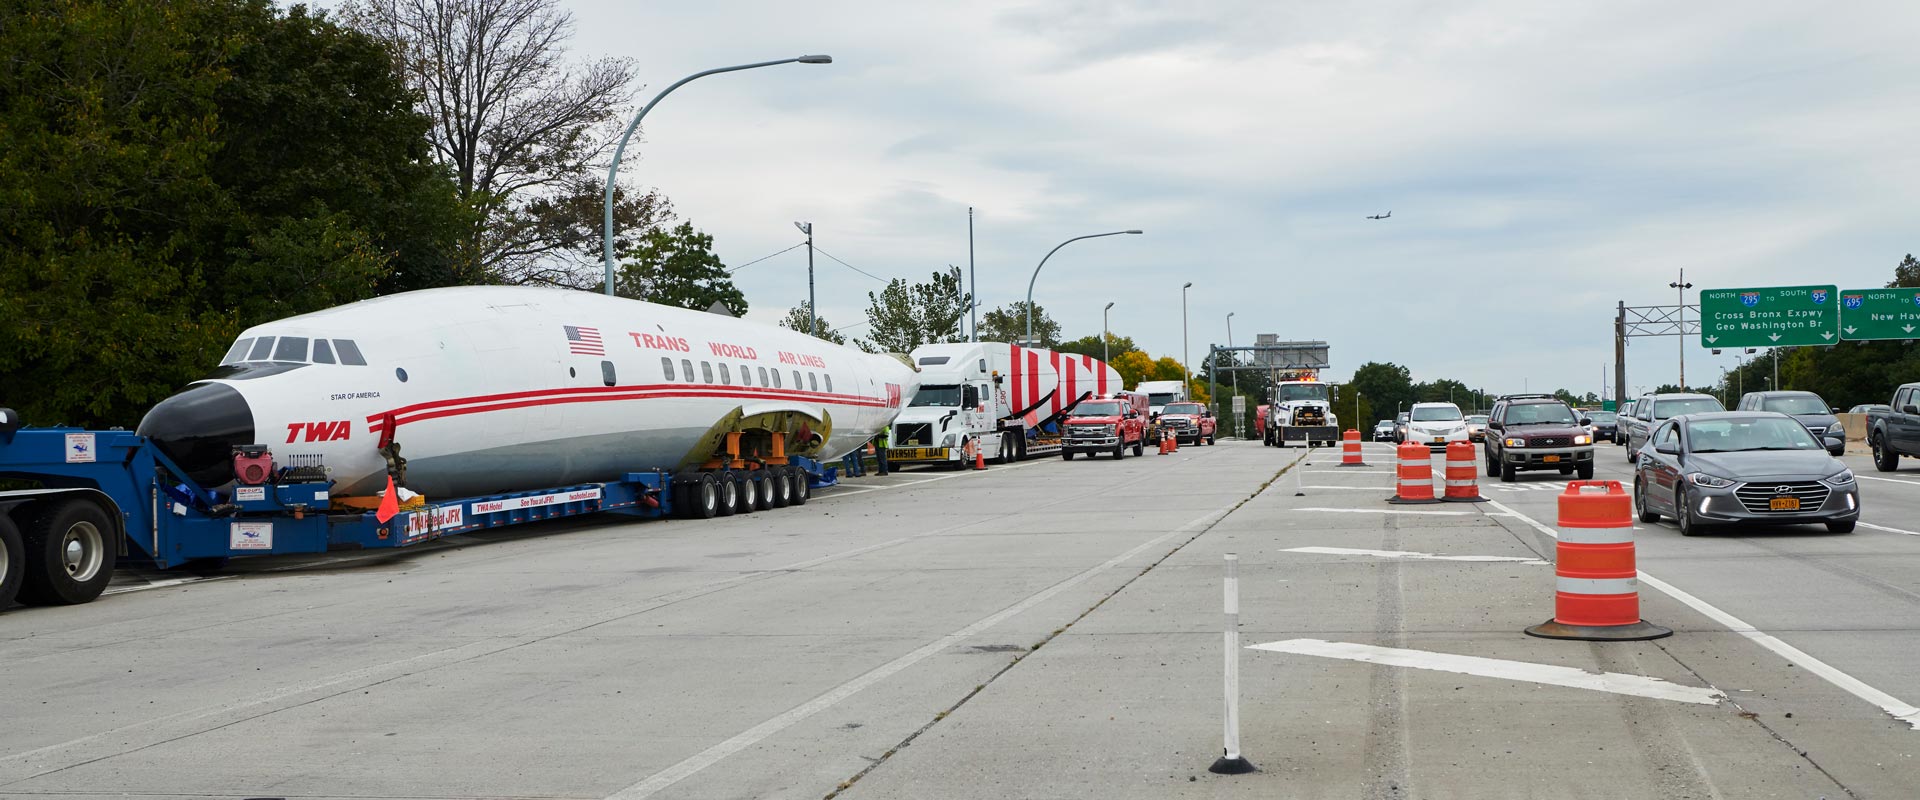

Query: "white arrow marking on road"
(1283, 546), (1546, 565)
(1246, 639), (1724, 705)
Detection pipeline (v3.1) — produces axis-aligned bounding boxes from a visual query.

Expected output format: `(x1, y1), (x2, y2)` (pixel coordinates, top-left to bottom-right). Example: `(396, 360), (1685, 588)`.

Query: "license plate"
(1770, 497), (1800, 511)
(888, 447), (944, 461)
(1542, 454), (1560, 463)
(1431, 437), (1445, 444)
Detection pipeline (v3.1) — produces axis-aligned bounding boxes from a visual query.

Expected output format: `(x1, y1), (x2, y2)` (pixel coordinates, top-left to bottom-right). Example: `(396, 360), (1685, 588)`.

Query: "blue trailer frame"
(0, 423), (837, 604)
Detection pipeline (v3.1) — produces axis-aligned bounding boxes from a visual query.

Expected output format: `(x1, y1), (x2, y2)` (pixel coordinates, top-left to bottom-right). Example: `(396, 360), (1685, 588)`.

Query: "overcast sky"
(560, 0), (1918, 398)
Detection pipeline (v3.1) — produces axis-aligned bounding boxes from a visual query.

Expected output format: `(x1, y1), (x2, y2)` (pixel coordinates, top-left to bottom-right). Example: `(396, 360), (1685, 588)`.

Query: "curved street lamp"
(1025, 230), (1142, 342)
(603, 55), (833, 295)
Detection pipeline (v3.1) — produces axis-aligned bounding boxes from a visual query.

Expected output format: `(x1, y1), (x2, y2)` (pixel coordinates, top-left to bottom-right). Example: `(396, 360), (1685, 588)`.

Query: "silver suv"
(1626, 392), (1726, 462)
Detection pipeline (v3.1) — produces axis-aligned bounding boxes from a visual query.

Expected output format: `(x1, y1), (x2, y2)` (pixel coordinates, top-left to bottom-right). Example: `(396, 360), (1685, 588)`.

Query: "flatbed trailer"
(0, 422), (835, 609)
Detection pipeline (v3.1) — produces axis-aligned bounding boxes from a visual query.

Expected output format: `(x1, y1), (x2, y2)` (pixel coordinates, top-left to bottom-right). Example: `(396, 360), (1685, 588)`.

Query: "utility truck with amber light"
(1263, 374), (1339, 447)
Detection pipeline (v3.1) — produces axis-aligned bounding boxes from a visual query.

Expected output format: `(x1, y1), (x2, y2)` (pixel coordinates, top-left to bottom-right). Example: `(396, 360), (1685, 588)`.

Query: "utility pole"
(1614, 301), (1627, 411)
(1182, 282), (1194, 393)
(1670, 269), (1694, 387)
(795, 222), (816, 335)
(968, 207), (977, 342)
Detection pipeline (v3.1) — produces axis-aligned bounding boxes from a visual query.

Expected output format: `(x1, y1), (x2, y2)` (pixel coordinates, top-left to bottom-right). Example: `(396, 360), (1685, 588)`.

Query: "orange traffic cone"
(1526, 481), (1671, 641)
(1441, 441), (1487, 502)
(1339, 429), (1368, 467)
(1386, 442), (1438, 504)
(973, 439), (987, 470)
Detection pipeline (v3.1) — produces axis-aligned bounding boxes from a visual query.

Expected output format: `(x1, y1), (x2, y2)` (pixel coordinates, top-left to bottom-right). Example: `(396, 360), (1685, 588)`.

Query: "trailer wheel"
(751, 472), (774, 511)
(714, 473), (739, 517)
(769, 468), (792, 508)
(19, 499), (116, 606)
(0, 515), (23, 610)
(736, 473), (758, 514)
(789, 467), (810, 505)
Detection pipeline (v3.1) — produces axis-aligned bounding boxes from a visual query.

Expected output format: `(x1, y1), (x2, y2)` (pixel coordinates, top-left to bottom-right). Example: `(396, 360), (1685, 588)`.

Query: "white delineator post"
(1209, 553), (1257, 774)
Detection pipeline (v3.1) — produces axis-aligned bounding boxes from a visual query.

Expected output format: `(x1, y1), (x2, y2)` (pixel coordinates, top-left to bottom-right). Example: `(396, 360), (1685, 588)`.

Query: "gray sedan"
(1634, 411), (1859, 536)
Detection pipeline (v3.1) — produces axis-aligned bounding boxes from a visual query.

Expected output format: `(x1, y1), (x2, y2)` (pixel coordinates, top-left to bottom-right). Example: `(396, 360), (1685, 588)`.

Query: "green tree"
(0, 0), (465, 428)
(1112, 351), (1155, 389)
(1891, 253), (1920, 288)
(778, 302), (847, 345)
(977, 301), (1060, 347)
(1056, 333), (1137, 361)
(607, 222), (745, 315)
(1347, 362), (1415, 421)
(859, 267), (970, 352)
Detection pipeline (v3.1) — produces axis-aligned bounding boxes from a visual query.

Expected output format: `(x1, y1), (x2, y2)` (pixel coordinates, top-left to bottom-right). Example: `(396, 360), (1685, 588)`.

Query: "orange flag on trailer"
(375, 475), (399, 523)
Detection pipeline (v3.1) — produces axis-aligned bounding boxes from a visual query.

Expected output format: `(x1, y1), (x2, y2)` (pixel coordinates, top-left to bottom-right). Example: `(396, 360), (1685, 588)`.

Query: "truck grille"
(1295, 408), (1326, 425)
(896, 423), (933, 446)
(1068, 425), (1106, 438)
(1733, 482), (1830, 514)
(1164, 419), (1192, 430)
(1528, 436), (1573, 447)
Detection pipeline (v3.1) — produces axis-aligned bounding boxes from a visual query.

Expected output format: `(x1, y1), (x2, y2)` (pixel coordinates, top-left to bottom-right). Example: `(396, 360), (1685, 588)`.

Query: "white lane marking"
(1247, 639), (1722, 705)
(1482, 499), (1562, 538)
(1856, 475), (1920, 487)
(1858, 522), (1920, 536)
(604, 502), (1244, 799)
(1293, 507), (1472, 516)
(1300, 485), (1396, 491)
(1303, 470), (1393, 474)
(1486, 499), (1920, 729)
(101, 575), (234, 596)
(1282, 546), (1546, 565)
(825, 458), (1050, 497)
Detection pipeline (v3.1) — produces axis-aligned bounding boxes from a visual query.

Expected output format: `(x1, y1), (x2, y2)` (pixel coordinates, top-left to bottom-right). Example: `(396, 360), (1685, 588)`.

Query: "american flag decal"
(564, 325), (604, 355)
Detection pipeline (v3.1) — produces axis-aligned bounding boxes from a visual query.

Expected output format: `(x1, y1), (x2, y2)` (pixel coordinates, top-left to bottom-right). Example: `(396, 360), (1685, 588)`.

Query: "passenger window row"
(221, 336), (366, 366)
(652, 357), (831, 393)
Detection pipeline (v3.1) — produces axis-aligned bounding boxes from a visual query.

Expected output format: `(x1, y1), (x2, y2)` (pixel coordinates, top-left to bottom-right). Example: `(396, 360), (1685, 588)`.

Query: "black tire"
(752, 472), (774, 511)
(1500, 461), (1516, 483)
(1576, 462), (1595, 480)
(691, 474), (720, 519)
(769, 468), (792, 508)
(670, 482), (691, 519)
(1485, 446), (1499, 476)
(1827, 520), (1857, 533)
(736, 474), (758, 514)
(789, 468), (810, 506)
(18, 499), (116, 606)
(1635, 479), (1660, 523)
(0, 515), (23, 610)
(1208, 434), (1217, 445)
(1872, 435), (1899, 472)
(1062, 451), (1074, 461)
(715, 473), (738, 517)
(1113, 442), (1125, 459)
(1675, 487), (1703, 537)
(1132, 439), (1144, 457)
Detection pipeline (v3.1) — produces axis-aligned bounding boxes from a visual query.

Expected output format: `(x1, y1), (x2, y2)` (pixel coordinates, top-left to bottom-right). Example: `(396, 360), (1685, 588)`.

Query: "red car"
(1157, 402), (1217, 445)
(1062, 392), (1149, 459)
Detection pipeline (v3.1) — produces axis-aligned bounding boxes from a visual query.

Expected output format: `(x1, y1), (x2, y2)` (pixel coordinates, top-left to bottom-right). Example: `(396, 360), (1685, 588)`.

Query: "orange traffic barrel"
(1387, 442), (1437, 504)
(1339, 429), (1368, 467)
(1525, 481), (1671, 641)
(1440, 441), (1486, 502)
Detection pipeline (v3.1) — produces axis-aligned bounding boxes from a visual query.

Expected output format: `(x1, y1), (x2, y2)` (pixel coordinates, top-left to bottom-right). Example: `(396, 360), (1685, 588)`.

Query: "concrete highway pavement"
(4, 439), (1919, 798)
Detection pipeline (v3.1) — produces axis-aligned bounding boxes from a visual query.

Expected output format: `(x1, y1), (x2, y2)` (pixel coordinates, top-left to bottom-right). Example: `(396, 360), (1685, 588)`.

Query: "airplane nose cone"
(137, 382), (255, 486)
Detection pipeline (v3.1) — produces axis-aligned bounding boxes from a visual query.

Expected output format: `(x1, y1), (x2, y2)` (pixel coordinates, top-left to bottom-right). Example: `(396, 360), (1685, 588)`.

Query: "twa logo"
(285, 421), (350, 443)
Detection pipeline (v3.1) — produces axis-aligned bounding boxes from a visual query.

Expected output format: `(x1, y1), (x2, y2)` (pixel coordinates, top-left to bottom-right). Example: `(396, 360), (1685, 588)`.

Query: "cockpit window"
(311, 339), (336, 364)
(221, 338), (254, 365)
(247, 337), (277, 361)
(332, 339), (367, 366)
(272, 336), (308, 362)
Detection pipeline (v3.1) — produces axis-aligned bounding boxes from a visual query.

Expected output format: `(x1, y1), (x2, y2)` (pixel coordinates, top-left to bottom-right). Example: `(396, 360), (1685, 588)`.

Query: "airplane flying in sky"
(138, 286), (918, 499)
(1366, 211), (1392, 219)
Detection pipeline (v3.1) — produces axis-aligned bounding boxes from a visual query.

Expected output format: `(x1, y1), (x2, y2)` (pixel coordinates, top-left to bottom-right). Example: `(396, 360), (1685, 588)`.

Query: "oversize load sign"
(1699, 285), (1839, 348)
(1838, 288), (1920, 341)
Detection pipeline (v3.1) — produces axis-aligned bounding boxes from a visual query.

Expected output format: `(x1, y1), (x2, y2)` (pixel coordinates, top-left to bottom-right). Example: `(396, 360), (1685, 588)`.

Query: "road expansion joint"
(1646, 639), (1862, 799)
(817, 450), (1313, 799)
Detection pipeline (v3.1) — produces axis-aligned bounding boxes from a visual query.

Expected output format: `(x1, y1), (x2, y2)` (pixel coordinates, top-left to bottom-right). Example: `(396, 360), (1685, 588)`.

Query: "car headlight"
(1503, 437), (1525, 447)
(1826, 422), (1844, 438)
(1824, 469), (1855, 486)
(1687, 472), (1735, 488)
(1573, 434), (1591, 445)
(1104, 424), (1117, 435)
(943, 433), (958, 447)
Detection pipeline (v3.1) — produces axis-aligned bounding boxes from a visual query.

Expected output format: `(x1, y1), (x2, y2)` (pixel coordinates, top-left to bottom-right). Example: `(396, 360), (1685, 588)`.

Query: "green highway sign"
(1839, 288), (1920, 341)
(1698, 285), (1839, 348)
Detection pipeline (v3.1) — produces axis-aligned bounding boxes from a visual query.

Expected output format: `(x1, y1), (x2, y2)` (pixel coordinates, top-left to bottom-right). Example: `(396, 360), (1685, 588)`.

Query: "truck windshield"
(1164, 403), (1204, 415)
(1654, 397), (1724, 418)
(1411, 406), (1463, 422)
(1761, 395), (1828, 415)
(1147, 393), (1178, 407)
(1275, 384), (1330, 402)
(910, 384), (962, 407)
(1075, 402), (1122, 416)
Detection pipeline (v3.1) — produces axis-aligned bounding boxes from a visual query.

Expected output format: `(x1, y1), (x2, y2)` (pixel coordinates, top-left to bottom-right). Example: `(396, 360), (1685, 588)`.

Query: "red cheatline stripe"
(367, 383), (877, 423)
(367, 385), (888, 432)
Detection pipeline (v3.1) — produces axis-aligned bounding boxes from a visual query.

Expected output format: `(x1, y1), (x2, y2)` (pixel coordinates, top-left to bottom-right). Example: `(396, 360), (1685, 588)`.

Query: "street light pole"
(603, 55), (832, 295)
(1182, 282), (1194, 394)
(1105, 303), (1121, 364)
(795, 221), (815, 335)
(1226, 311), (1236, 438)
(968, 207), (978, 342)
(1024, 230), (1142, 344)
(1670, 269), (1693, 386)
